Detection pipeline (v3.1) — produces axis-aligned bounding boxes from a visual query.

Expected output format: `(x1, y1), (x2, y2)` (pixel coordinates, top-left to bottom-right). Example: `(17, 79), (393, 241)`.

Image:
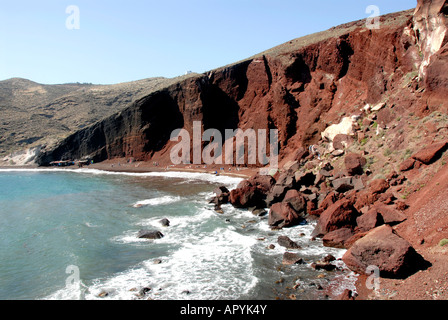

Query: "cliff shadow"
(139, 90), (184, 154)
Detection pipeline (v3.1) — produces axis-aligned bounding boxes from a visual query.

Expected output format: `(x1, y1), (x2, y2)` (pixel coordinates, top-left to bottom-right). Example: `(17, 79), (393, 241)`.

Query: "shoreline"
(0, 160), (355, 300)
(0, 159), (257, 179)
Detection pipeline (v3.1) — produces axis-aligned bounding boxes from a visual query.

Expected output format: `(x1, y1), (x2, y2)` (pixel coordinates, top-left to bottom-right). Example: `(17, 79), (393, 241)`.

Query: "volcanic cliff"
(31, 0), (448, 299)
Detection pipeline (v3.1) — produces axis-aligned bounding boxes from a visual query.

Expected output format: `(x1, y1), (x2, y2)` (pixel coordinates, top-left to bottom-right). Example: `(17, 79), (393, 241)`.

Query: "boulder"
(230, 174), (275, 208)
(411, 141), (448, 164)
(318, 191), (339, 211)
(283, 189), (307, 213)
(282, 252), (304, 265)
(342, 225), (430, 278)
(332, 177), (354, 193)
(344, 153), (367, 176)
(268, 202), (306, 229)
(353, 190), (380, 211)
(399, 158), (416, 172)
(312, 198), (360, 237)
(369, 179), (390, 194)
(138, 229), (164, 239)
(310, 255), (337, 271)
(373, 203), (407, 225)
(321, 117), (355, 142)
(277, 235), (301, 249)
(265, 184), (289, 207)
(213, 185), (230, 196)
(322, 228), (354, 249)
(356, 209), (384, 232)
(251, 207), (267, 216)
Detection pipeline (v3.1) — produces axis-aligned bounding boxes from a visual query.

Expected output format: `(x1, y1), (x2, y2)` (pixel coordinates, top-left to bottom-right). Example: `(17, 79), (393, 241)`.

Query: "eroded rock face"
(36, 9), (420, 167)
(413, 0), (448, 79)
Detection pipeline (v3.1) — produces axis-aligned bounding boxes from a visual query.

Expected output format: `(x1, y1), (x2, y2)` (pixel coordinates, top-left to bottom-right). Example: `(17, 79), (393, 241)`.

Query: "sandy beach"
(88, 159), (258, 179)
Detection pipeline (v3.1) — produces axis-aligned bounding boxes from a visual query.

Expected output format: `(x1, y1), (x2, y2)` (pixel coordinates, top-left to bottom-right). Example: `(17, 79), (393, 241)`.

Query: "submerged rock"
(282, 252), (304, 265)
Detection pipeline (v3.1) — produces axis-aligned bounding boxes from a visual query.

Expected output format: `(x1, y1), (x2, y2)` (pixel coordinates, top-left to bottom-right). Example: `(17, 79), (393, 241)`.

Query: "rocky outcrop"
(229, 174), (275, 208)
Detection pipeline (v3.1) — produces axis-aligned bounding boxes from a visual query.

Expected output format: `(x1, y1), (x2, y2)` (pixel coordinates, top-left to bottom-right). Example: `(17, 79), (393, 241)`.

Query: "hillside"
(0, 75), (197, 162)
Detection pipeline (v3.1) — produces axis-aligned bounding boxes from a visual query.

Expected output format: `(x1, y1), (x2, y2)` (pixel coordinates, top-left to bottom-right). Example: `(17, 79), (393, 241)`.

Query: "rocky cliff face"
(413, 0), (448, 104)
(37, 1), (447, 167)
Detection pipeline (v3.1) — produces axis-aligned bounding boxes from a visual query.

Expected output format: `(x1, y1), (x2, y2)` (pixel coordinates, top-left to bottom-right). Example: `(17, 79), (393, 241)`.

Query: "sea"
(0, 168), (357, 300)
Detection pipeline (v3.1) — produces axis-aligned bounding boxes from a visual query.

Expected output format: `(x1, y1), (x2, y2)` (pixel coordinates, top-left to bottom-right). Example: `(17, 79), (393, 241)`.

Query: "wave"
(46, 226), (258, 300)
(132, 195), (182, 208)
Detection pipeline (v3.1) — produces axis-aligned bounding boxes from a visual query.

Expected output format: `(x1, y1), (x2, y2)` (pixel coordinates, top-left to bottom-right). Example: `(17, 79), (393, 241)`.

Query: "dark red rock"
(322, 228), (354, 248)
(345, 153), (367, 176)
(411, 141), (448, 164)
(342, 225), (430, 279)
(333, 134), (354, 150)
(312, 198), (360, 237)
(399, 158), (416, 172)
(374, 203), (407, 225)
(369, 179), (390, 194)
(268, 202), (305, 229)
(230, 174), (275, 208)
(356, 208), (384, 232)
(283, 189), (307, 213)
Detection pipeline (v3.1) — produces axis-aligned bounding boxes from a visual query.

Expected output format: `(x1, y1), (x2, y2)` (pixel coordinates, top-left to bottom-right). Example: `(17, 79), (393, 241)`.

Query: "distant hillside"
(0, 75), (197, 159)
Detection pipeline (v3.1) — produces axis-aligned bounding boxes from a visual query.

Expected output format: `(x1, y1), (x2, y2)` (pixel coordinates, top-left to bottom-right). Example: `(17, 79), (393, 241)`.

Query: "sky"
(0, 0), (416, 85)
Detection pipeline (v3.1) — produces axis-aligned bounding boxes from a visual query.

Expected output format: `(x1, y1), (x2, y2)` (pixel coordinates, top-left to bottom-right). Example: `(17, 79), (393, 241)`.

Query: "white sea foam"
(50, 226), (258, 300)
(132, 195), (182, 208)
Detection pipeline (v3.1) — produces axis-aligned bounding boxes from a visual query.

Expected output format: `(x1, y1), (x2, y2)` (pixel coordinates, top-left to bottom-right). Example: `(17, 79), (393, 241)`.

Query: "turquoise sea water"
(0, 169), (356, 300)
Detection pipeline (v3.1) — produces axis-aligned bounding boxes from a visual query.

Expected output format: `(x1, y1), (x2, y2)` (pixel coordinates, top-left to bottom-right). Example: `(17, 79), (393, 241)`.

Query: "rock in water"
(269, 202), (305, 229)
(159, 218), (170, 227)
(137, 229), (164, 239)
(277, 235), (301, 249)
(282, 252), (303, 265)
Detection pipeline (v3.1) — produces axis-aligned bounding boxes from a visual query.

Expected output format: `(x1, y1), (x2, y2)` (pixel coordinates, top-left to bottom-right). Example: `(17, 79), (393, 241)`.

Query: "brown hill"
(0, 75), (197, 161)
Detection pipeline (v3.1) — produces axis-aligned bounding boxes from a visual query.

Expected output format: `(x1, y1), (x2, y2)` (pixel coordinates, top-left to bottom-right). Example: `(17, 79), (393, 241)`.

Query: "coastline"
(0, 160), (359, 300)
(0, 159), (257, 179)
(89, 159), (257, 179)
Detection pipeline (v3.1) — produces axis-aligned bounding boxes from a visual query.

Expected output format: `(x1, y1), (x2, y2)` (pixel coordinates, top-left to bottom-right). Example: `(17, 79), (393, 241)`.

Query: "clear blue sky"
(0, 0), (416, 85)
